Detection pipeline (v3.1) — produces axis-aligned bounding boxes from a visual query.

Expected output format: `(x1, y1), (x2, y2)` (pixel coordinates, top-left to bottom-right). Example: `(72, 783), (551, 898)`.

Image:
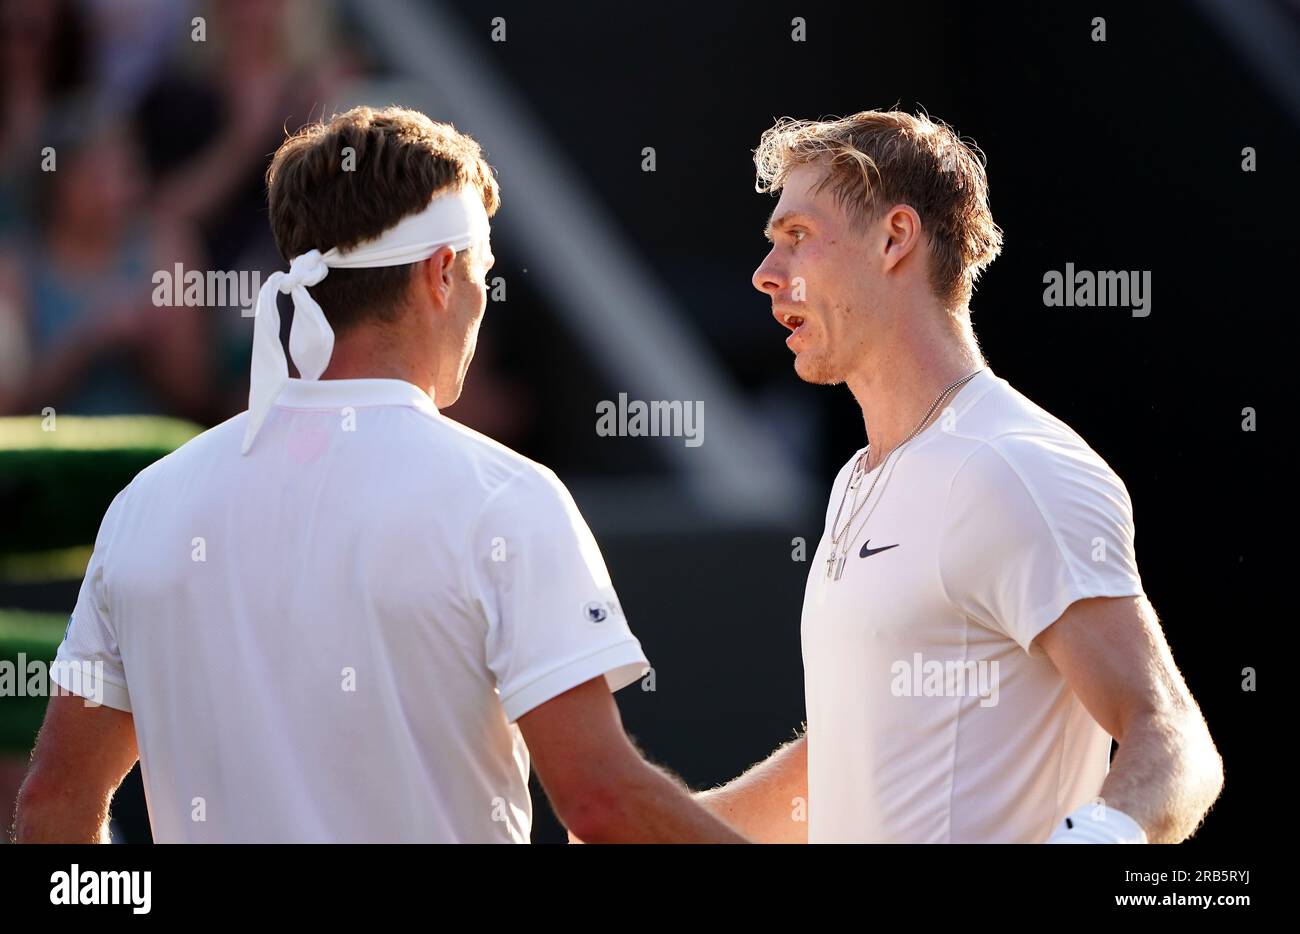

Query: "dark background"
(2, 0), (1289, 844)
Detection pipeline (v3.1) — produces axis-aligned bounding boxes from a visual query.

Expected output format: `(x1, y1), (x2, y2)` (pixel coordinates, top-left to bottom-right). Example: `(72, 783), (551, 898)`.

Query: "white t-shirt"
(802, 369), (1144, 843)
(53, 378), (649, 843)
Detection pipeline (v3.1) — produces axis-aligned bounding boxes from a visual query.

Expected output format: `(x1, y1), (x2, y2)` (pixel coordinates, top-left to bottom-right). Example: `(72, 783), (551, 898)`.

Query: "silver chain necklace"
(824, 369), (983, 581)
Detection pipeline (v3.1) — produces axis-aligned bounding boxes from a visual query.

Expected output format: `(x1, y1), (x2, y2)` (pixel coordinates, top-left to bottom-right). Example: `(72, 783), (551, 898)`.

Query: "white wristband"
(1046, 804), (1148, 844)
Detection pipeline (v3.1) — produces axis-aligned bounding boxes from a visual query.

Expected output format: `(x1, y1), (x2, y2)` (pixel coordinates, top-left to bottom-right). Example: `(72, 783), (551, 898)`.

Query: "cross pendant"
(826, 552), (846, 581)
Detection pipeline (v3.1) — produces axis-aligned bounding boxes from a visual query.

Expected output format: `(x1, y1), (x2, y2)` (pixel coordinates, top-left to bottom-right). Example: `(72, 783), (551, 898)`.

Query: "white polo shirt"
(802, 369), (1144, 843)
(53, 378), (649, 843)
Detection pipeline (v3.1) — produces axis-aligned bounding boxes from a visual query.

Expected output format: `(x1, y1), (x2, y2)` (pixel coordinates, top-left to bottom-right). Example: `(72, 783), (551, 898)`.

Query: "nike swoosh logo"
(860, 540), (900, 558)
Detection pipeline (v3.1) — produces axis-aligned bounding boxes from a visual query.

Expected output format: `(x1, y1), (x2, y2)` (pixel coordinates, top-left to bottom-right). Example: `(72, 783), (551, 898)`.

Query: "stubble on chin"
(794, 351), (844, 387)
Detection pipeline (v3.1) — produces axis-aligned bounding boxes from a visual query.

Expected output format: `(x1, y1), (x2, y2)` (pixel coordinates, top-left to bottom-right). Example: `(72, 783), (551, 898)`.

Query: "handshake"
(520, 682), (809, 844)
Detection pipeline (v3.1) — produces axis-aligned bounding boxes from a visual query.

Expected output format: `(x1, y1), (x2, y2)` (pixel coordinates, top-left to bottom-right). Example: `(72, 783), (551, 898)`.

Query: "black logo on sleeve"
(859, 540), (900, 559)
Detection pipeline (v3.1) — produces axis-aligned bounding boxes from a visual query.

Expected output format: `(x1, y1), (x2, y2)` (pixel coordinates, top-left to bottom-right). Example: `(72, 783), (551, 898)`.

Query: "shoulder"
(930, 375), (1137, 567)
(935, 377), (1145, 642)
(128, 412), (248, 489)
(385, 410), (579, 529)
(413, 410), (570, 503)
(945, 375), (1133, 519)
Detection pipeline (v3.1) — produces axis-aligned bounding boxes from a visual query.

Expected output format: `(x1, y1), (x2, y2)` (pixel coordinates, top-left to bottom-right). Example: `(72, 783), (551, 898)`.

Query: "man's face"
(436, 237), (495, 406)
(752, 165), (882, 385)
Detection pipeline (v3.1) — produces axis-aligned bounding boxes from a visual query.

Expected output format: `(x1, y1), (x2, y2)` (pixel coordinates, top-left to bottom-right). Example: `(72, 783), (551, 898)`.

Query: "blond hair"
(754, 109), (1003, 307)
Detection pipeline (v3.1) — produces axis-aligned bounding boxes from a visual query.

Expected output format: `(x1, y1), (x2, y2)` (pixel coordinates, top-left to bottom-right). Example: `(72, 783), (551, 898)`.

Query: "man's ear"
(880, 204), (923, 274)
(417, 245), (459, 309)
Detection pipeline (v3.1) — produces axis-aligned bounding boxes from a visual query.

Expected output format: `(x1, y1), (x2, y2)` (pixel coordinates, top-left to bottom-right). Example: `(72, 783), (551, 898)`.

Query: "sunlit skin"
(434, 239), (496, 404)
(754, 165), (882, 387)
(321, 236), (495, 407)
(751, 164), (984, 471)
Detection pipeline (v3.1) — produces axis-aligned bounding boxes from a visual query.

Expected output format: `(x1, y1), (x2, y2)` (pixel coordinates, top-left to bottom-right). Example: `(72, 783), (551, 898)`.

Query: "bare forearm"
(13, 780), (112, 843)
(697, 731), (808, 843)
(1101, 713), (1224, 844)
(571, 761), (746, 843)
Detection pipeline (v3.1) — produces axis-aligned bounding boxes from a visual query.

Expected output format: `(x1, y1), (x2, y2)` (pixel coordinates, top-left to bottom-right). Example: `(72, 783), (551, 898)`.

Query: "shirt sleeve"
(52, 488), (132, 711)
(938, 437), (1145, 653)
(467, 465), (650, 722)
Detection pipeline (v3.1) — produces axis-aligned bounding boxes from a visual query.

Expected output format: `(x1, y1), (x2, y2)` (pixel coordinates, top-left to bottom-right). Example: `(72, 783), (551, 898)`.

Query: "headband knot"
(280, 249), (329, 292)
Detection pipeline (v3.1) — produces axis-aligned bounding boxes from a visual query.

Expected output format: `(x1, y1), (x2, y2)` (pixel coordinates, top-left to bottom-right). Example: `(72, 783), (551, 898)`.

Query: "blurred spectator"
(0, 0), (90, 240)
(0, 112), (211, 419)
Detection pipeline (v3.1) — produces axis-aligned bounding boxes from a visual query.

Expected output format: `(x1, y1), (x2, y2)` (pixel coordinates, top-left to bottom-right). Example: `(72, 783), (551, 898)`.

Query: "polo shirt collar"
(274, 378), (438, 415)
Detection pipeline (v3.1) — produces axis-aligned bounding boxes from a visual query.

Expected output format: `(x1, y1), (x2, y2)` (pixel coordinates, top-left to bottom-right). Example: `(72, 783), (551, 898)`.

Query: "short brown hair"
(266, 106), (499, 332)
(754, 109), (1002, 307)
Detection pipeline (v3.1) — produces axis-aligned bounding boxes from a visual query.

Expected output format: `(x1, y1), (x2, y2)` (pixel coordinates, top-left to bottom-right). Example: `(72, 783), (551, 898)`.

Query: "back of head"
(265, 105), (499, 333)
(755, 109), (1003, 309)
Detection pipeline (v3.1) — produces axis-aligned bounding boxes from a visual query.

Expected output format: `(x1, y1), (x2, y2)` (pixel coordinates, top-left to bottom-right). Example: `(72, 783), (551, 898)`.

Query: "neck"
(846, 306), (984, 470)
(319, 322), (438, 399)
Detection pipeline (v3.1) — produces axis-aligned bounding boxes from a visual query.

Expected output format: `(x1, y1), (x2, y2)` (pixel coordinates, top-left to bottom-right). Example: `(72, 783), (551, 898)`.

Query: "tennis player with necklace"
(694, 110), (1223, 846)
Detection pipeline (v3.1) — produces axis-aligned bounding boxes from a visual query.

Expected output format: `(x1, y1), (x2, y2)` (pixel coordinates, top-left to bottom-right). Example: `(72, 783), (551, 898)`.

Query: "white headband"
(242, 185), (490, 454)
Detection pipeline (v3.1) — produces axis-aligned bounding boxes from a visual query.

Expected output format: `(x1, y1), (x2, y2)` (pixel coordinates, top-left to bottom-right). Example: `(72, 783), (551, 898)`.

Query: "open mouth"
(776, 310), (806, 333)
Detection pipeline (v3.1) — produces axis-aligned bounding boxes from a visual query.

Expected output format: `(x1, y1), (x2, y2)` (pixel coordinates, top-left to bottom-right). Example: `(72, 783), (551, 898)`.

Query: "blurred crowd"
(0, 0), (364, 424)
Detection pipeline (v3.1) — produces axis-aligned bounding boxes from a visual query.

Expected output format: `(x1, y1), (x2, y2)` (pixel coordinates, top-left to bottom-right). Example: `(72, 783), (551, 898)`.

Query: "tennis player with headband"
(16, 106), (745, 843)
(695, 110), (1224, 844)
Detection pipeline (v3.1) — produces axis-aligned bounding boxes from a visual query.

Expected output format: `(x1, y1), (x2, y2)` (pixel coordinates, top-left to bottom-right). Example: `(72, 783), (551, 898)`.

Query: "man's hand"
(695, 729), (808, 843)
